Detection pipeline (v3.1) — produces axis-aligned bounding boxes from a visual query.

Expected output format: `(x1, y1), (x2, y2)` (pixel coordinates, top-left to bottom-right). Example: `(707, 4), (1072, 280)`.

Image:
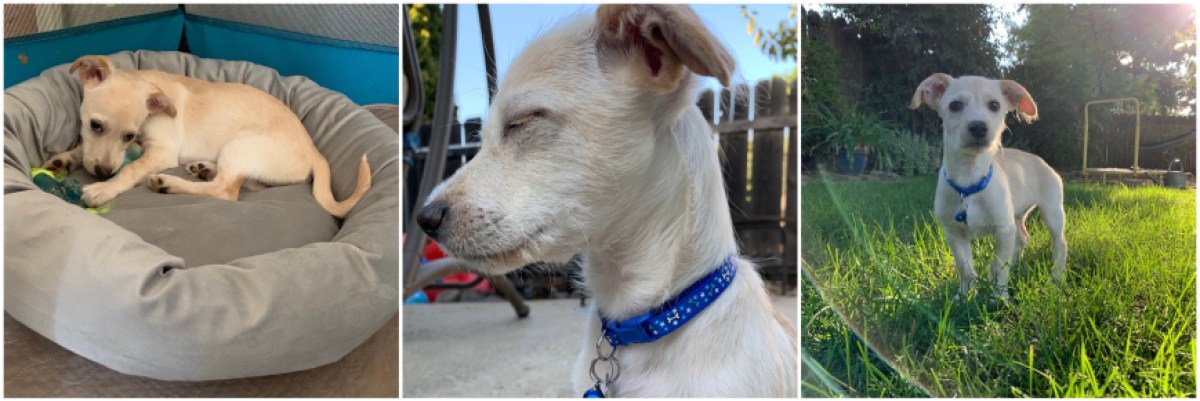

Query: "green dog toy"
(32, 145), (143, 214)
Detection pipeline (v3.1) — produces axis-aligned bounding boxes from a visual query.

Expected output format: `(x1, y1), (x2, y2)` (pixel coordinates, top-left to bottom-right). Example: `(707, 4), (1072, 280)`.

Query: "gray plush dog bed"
(3, 51), (399, 381)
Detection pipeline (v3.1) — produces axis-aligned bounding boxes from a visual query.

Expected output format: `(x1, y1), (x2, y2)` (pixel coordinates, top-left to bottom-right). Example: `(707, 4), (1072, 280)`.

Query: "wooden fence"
(699, 78), (797, 278)
(406, 77), (798, 291)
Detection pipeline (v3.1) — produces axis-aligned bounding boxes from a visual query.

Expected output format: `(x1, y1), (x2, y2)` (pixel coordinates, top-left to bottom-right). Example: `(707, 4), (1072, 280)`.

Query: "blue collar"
(944, 164), (994, 198)
(599, 258), (736, 347)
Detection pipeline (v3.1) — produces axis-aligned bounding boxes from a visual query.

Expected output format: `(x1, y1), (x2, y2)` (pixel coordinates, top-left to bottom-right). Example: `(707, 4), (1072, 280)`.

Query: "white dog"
(415, 4), (796, 397)
(911, 73), (1068, 299)
(43, 55), (371, 217)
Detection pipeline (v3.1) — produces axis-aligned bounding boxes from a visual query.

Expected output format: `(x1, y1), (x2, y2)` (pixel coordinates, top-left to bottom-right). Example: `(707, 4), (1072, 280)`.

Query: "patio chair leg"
(490, 275), (530, 318)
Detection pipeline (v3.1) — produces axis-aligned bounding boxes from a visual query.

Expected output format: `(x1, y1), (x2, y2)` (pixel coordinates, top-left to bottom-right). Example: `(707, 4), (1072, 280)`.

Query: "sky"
(446, 4), (796, 121)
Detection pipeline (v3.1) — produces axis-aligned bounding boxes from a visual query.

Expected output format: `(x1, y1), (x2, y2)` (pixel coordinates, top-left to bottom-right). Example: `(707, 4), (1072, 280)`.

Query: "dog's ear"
(147, 92), (176, 118)
(595, 5), (735, 91)
(68, 56), (113, 89)
(1000, 80), (1038, 123)
(910, 73), (952, 110)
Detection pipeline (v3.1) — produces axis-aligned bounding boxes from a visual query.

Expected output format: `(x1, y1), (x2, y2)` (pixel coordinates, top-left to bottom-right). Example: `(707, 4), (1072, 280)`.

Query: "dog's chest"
(935, 190), (1004, 237)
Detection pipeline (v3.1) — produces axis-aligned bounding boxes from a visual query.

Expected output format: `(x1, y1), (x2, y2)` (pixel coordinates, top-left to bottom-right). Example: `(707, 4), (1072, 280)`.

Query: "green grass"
(801, 177), (1196, 397)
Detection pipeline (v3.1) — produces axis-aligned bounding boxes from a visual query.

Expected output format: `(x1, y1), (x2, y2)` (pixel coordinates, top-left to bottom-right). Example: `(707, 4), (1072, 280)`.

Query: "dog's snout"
(416, 200), (450, 240)
(968, 121), (988, 139)
(94, 165), (113, 179)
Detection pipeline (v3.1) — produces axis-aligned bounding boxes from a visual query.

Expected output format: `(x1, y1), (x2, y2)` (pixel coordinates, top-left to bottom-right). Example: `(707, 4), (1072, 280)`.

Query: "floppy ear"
(147, 91), (176, 118)
(910, 73), (952, 110)
(68, 55), (113, 89)
(595, 4), (735, 91)
(1000, 80), (1038, 123)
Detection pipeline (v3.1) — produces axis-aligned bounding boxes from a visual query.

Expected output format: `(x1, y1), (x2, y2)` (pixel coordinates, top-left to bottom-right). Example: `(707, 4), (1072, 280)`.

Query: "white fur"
(911, 73), (1069, 299)
(45, 55), (371, 217)
(418, 5), (796, 397)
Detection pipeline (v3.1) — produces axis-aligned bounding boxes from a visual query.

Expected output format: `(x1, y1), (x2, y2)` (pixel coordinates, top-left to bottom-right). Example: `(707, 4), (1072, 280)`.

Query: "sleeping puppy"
(43, 55), (371, 217)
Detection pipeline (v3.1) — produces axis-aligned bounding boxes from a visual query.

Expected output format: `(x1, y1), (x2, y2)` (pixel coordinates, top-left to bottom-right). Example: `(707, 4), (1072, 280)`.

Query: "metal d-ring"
(595, 333), (617, 359)
(589, 355), (621, 384)
(589, 333), (621, 385)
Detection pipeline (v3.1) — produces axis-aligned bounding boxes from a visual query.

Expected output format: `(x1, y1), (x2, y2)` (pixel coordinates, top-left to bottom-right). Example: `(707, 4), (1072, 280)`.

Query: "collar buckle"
(602, 313), (654, 346)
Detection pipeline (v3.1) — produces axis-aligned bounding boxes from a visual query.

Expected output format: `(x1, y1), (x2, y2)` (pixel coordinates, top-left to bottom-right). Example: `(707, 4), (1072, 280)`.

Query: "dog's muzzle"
(965, 121), (991, 147)
(416, 200), (449, 240)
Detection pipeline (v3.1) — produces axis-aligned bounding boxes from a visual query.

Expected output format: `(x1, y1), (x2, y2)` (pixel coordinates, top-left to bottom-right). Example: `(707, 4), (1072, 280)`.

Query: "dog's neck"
(942, 143), (999, 186)
(584, 105), (739, 321)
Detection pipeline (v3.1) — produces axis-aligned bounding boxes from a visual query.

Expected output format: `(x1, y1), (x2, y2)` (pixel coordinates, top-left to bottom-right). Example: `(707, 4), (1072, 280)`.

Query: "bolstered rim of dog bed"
(3, 50), (399, 381)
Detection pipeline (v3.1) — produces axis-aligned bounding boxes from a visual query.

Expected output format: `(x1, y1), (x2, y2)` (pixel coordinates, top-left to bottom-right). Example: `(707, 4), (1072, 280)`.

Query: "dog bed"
(3, 50), (399, 381)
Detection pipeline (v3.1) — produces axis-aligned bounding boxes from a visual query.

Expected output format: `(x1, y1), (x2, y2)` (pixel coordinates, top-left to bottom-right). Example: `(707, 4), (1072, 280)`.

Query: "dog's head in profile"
(417, 5), (734, 274)
(910, 73), (1038, 153)
(69, 55), (176, 178)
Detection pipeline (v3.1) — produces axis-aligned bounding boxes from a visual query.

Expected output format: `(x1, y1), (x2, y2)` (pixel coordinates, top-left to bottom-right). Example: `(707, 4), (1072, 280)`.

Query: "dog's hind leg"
(186, 160), (270, 190)
(147, 169), (244, 201)
(1013, 205), (1034, 262)
(185, 161), (217, 181)
(148, 135), (304, 201)
(1042, 204), (1068, 282)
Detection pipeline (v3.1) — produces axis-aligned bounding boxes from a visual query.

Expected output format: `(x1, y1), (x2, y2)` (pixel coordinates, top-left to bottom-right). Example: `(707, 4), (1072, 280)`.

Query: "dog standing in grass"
(415, 4), (796, 397)
(910, 73), (1068, 300)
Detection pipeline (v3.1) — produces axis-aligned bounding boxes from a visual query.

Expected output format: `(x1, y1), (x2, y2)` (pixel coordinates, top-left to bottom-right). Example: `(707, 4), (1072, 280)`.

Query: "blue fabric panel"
(4, 10), (185, 88)
(184, 14), (398, 106)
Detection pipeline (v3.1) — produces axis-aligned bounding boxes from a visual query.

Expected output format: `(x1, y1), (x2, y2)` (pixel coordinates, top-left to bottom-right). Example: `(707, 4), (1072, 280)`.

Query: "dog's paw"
(82, 182), (121, 206)
(185, 161), (215, 181)
(146, 174), (170, 193)
(42, 152), (77, 173)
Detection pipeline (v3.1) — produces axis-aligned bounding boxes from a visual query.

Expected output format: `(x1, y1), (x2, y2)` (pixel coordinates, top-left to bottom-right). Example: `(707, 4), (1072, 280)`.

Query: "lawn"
(801, 177), (1196, 397)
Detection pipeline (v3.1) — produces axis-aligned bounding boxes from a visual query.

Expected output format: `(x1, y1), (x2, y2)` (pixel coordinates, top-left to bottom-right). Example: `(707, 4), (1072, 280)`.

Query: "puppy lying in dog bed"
(4, 50), (398, 380)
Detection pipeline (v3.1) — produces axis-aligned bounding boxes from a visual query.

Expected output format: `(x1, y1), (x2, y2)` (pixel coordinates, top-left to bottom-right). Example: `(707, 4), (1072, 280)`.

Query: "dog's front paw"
(146, 174), (170, 193)
(42, 152), (77, 174)
(82, 182), (121, 206)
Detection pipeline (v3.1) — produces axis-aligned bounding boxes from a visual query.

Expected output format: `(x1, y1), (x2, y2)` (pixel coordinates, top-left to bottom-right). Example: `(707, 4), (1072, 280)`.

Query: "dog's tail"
(312, 154), (372, 218)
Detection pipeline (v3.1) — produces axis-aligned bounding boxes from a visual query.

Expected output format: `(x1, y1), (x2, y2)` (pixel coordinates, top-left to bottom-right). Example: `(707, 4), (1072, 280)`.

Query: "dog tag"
(955, 210), (967, 224)
(583, 384), (605, 398)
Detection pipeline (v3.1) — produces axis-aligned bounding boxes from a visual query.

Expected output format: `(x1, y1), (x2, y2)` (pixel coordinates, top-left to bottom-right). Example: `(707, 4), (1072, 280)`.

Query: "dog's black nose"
(968, 121), (988, 139)
(416, 200), (449, 240)
(94, 165), (112, 179)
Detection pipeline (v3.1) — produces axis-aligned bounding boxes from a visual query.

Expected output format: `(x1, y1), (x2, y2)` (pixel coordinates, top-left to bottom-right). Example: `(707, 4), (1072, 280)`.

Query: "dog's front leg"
(42, 147), (83, 173)
(991, 225), (1018, 300)
(945, 229), (977, 298)
(81, 147), (177, 206)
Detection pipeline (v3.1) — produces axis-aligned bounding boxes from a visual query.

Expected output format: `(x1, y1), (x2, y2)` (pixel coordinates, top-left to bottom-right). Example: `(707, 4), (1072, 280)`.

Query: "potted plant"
(804, 105), (891, 175)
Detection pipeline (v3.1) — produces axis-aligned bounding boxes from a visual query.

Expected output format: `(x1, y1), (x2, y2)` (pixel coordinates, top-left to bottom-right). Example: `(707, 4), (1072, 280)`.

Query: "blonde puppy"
(415, 5), (796, 397)
(911, 73), (1068, 299)
(43, 55), (371, 217)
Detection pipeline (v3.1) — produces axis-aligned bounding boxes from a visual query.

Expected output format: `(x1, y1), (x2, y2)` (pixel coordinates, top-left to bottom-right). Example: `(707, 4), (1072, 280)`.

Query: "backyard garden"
(800, 4), (1197, 397)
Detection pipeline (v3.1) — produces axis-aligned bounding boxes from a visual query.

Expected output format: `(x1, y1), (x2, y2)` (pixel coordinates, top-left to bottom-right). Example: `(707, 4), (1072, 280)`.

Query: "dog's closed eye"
(503, 109), (547, 136)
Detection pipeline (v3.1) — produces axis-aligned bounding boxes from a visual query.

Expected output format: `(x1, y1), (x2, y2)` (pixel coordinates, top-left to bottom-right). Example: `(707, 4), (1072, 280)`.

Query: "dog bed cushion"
(3, 50), (399, 381)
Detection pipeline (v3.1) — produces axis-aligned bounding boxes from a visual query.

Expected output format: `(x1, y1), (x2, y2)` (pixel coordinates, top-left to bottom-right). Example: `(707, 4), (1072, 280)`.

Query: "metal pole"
(1082, 98), (1141, 176)
(404, 4), (459, 285)
(478, 4), (498, 103)
(1083, 104), (1089, 180)
(401, 6), (425, 133)
(1133, 99), (1141, 170)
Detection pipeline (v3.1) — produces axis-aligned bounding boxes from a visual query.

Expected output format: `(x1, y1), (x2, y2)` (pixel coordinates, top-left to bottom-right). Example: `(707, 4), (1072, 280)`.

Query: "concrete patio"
(402, 296), (796, 397)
